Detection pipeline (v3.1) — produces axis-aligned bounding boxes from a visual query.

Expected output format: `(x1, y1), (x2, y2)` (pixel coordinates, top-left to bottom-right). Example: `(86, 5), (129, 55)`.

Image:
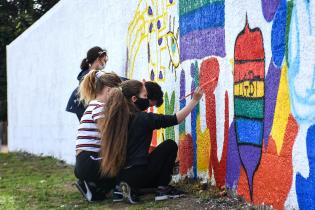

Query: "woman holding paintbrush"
(98, 79), (205, 203)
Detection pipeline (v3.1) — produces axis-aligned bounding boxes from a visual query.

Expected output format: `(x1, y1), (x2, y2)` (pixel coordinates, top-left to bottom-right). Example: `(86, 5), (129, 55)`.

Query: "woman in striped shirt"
(74, 69), (122, 202)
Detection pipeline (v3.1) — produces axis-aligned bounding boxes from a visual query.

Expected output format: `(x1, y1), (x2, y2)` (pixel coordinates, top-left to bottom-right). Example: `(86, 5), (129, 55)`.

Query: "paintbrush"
(179, 77), (218, 101)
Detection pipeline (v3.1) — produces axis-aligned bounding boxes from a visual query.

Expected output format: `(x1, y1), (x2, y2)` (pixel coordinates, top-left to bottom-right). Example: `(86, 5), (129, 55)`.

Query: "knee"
(164, 139), (178, 153)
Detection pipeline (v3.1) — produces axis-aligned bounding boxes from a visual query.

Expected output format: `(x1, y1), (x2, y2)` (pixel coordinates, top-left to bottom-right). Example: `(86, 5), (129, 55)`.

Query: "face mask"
(97, 61), (106, 70)
(134, 98), (150, 111)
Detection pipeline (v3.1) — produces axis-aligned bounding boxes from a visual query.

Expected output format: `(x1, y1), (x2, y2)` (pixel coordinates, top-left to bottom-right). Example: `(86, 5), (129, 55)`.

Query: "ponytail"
(100, 80), (143, 177)
(78, 70), (98, 105)
(100, 88), (131, 177)
(79, 70), (122, 105)
(80, 58), (90, 70)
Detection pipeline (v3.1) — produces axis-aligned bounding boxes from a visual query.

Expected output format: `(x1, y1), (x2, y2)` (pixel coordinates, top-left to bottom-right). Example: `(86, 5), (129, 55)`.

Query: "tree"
(0, 0), (59, 121)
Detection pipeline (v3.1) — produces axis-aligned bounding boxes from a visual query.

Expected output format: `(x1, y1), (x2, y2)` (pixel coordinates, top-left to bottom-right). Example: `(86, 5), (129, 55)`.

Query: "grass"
(0, 152), (256, 210)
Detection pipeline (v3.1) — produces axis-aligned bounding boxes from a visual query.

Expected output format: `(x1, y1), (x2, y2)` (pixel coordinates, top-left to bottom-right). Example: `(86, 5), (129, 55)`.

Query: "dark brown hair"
(80, 46), (107, 70)
(100, 80), (144, 177)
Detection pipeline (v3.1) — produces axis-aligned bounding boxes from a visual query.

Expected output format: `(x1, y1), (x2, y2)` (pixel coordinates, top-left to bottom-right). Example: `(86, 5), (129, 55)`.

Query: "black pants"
(74, 151), (115, 193)
(118, 140), (178, 189)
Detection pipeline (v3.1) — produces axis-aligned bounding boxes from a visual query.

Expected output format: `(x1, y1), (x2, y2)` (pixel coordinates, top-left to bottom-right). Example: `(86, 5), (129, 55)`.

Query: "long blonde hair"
(78, 70), (122, 105)
(100, 80), (144, 177)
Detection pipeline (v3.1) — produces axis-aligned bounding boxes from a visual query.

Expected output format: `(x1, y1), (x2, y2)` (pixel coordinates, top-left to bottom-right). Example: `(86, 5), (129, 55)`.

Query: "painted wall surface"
(7, 0), (315, 209)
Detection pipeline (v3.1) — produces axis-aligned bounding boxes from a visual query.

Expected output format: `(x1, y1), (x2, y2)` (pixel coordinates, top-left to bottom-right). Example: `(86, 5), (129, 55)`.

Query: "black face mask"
(134, 98), (150, 111)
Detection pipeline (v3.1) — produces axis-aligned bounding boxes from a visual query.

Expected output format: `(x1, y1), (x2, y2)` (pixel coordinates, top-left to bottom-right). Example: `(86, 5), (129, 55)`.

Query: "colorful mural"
(126, 0), (315, 209)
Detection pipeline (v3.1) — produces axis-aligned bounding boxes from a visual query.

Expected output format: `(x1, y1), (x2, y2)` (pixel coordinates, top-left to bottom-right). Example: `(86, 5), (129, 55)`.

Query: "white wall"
(6, 0), (134, 164)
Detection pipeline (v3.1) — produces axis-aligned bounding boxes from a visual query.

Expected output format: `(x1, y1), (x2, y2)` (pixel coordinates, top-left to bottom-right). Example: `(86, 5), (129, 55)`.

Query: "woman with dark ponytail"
(66, 46), (108, 120)
(99, 80), (204, 203)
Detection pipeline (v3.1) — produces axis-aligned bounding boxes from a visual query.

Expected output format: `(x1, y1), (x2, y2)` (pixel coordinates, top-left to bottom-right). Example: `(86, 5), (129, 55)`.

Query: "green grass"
(0, 152), (254, 210)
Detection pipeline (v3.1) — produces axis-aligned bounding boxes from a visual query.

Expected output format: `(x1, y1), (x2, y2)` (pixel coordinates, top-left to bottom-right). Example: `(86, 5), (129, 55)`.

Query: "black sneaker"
(75, 180), (93, 202)
(155, 186), (185, 201)
(119, 182), (139, 204)
(172, 161), (180, 175)
(74, 180), (106, 202)
(112, 186), (123, 202)
(155, 188), (169, 201)
(167, 186), (185, 199)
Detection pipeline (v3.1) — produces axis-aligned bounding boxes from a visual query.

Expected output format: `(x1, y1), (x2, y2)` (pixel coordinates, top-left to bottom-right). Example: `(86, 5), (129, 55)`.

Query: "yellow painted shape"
(234, 81), (264, 98)
(270, 62), (291, 154)
(196, 115), (211, 172)
(156, 101), (165, 144)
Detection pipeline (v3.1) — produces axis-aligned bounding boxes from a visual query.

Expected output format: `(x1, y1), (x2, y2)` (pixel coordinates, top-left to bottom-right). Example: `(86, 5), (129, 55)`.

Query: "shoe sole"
(120, 182), (138, 204)
(113, 192), (124, 202)
(155, 195), (169, 201)
(169, 194), (185, 199)
(74, 182), (92, 202)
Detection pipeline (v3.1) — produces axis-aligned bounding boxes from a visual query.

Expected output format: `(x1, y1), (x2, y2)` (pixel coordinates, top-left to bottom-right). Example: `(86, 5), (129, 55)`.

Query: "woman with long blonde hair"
(74, 70), (122, 202)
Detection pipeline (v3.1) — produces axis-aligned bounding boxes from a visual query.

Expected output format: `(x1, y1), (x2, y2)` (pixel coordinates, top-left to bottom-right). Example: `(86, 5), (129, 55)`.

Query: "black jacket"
(66, 70), (129, 120)
(65, 69), (89, 120)
(125, 112), (178, 167)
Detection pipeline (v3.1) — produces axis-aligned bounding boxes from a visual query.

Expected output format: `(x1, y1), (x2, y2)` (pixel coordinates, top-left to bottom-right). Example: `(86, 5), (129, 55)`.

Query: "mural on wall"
(127, 0), (315, 209)
(127, 0), (179, 82)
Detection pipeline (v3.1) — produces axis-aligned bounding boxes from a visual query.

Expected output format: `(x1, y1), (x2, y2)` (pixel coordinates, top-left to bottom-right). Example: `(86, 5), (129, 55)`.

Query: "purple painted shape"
(238, 145), (262, 200)
(226, 121), (241, 189)
(180, 70), (186, 98)
(263, 60), (281, 148)
(190, 63), (196, 99)
(148, 6), (153, 15)
(261, 0), (280, 22)
(150, 69), (154, 81)
(180, 28), (226, 61)
(159, 71), (163, 79)
(190, 63), (195, 78)
(158, 38), (163, 46)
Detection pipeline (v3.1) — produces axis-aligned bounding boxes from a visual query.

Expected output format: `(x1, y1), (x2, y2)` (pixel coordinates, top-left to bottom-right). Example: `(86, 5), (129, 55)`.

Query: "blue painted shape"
(235, 118), (263, 145)
(179, 2), (225, 36)
(296, 124), (315, 210)
(271, 0), (286, 67)
(288, 5), (315, 123)
(190, 63), (197, 178)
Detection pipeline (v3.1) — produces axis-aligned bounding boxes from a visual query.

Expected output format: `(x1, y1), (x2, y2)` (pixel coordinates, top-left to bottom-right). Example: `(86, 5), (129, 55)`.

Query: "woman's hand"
(192, 87), (204, 102)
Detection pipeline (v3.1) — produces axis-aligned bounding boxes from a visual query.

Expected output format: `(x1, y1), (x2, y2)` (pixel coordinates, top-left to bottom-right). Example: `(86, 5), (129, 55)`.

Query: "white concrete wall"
(7, 0), (134, 163)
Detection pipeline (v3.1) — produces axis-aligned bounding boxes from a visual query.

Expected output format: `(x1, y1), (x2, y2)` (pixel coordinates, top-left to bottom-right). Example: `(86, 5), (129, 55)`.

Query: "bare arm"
(176, 87), (204, 123)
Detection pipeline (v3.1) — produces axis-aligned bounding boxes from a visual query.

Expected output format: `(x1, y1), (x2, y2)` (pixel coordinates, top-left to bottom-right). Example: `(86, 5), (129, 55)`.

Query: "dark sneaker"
(167, 186), (185, 199)
(112, 186), (123, 202)
(155, 186), (185, 201)
(119, 182), (139, 204)
(75, 180), (93, 202)
(155, 188), (169, 201)
(172, 161), (180, 175)
(74, 180), (106, 202)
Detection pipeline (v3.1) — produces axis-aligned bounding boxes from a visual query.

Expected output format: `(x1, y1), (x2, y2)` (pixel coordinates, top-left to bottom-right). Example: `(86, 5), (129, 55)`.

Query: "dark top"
(125, 112), (178, 167)
(66, 69), (129, 119)
(65, 69), (89, 119)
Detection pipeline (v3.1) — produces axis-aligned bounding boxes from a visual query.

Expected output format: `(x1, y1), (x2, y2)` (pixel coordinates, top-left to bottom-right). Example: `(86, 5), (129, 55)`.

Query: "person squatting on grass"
(99, 80), (204, 203)
(74, 70), (122, 202)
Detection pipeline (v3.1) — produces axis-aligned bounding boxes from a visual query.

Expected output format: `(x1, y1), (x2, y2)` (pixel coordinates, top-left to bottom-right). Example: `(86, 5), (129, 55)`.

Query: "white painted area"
(7, 0), (132, 163)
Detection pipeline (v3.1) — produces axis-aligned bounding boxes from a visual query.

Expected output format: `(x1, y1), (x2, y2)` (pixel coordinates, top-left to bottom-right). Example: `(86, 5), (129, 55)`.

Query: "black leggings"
(74, 151), (115, 193)
(118, 140), (178, 189)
